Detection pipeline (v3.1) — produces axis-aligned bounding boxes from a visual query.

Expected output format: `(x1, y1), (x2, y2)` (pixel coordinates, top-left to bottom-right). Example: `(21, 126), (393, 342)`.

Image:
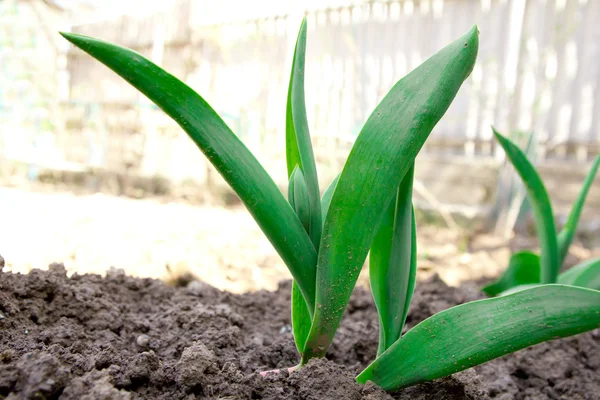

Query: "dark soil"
(0, 264), (599, 400)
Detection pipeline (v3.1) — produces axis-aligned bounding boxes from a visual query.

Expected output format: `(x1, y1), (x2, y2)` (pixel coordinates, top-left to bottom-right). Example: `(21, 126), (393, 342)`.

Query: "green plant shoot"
(62, 22), (600, 393)
(484, 129), (600, 295)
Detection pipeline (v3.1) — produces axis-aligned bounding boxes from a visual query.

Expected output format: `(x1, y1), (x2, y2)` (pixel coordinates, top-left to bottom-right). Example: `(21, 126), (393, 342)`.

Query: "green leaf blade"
(286, 18), (322, 248)
(482, 251), (541, 296)
(370, 165), (417, 356)
(288, 166), (311, 233)
(557, 155), (600, 263)
(302, 26), (479, 363)
(357, 284), (600, 391)
(493, 128), (559, 284)
(291, 280), (311, 353)
(558, 257), (600, 290)
(61, 32), (318, 311)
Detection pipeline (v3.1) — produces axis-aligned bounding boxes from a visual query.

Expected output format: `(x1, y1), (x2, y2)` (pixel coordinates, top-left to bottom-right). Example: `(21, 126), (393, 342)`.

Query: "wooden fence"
(4, 0), (600, 215)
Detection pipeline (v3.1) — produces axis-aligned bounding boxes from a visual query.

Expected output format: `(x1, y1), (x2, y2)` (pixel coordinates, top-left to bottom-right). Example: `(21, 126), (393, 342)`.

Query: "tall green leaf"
(357, 285), (600, 390)
(61, 32), (318, 311)
(288, 166), (313, 351)
(301, 26), (479, 363)
(482, 251), (540, 296)
(557, 155), (600, 263)
(292, 174), (341, 352)
(285, 19), (322, 353)
(286, 18), (321, 248)
(558, 257), (600, 290)
(493, 128), (559, 284)
(370, 164), (417, 356)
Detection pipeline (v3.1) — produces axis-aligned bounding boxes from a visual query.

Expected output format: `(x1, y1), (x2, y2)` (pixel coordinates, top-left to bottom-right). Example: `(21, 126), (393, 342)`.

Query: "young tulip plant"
(61, 21), (600, 392)
(483, 128), (600, 297)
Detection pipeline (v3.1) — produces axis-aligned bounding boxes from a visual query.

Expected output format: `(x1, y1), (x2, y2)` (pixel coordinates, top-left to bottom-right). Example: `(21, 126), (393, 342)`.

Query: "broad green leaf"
(482, 251), (540, 296)
(288, 166), (311, 233)
(558, 257), (600, 290)
(357, 284), (600, 391)
(493, 128), (559, 284)
(286, 18), (321, 248)
(557, 155), (600, 263)
(302, 26), (479, 363)
(370, 164), (416, 356)
(61, 32), (318, 311)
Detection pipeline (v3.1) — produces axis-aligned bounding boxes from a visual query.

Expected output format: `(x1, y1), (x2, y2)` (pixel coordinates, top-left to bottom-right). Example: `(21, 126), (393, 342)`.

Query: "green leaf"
(302, 26), (479, 363)
(288, 166), (311, 233)
(482, 251), (540, 296)
(291, 173), (341, 354)
(497, 283), (541, 296)
(291, 280), (311, 353)
(558, 257), (600, 290)
(287, 166), (312, 352)
(557, 155), (600, 263)
(61, 32), (318, 312)
(370, 164), (417, 356)
(493, 128), (559, 284)
(320, 173), (340, 227)
(357, 284), (600, 391)
(286, 18), (321, 248)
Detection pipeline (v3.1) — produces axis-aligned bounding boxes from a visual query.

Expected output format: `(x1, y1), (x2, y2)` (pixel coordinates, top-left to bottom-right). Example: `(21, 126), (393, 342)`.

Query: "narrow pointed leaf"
(288, 167), (313, 351)
(557, 155), (600, 263)
(357, 285), (600, 391)
(61, 32), (318, 311)
(493, 128), (559, 284)
(291, 281), (311, 353)
(289, 166), (311, 233)
(558, 257), (600, 290)
(302, 26), (479, 362)
(370, 165), (416, 356)
(291, 172), (340, 352)
(320, 173), (340, 227)
(286, 18), (321, 248)
(482, 251), (540, 296)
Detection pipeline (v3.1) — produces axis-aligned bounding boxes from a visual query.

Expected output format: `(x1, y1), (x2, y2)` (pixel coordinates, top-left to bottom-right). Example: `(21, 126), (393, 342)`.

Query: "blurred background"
(1, 0), (599, 292)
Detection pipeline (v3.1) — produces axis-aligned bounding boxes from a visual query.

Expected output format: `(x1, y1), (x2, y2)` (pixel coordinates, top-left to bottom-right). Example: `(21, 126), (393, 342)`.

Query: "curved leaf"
(61, 32), (318, 311)
(482, 251), (540, 296)
(557, 155), (600, 263)
(370, 165), (416, 356)
(558, 257), (600, 290)
(357, 285), (600, 390)
(302, 26), (479, 362)
(493, 128), (559, 284)
(286, 18), (321, 248)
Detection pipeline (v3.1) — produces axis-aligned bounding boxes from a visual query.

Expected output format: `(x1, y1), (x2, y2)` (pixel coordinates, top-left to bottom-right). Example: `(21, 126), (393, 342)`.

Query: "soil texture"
(0, 264), (598, 399)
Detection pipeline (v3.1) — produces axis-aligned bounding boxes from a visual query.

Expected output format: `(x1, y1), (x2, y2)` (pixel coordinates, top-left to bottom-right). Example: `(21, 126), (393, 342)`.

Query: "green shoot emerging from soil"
(61, 21), (600, 392)
(483, 128), (600, 296)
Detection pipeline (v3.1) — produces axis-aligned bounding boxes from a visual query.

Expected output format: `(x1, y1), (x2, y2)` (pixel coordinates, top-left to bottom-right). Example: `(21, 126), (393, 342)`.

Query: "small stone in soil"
(136, 334), (150, 348)
(176, 341), (216, 389)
